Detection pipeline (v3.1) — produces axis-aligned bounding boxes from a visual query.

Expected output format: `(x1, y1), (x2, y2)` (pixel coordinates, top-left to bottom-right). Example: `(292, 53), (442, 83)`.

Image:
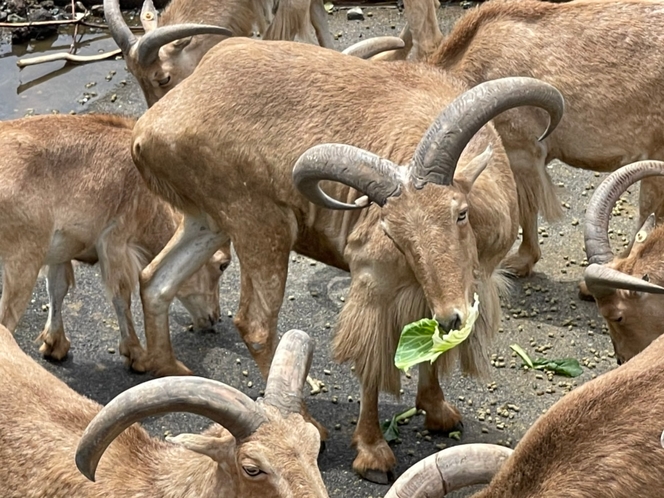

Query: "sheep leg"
(37, 263), (74, 360)
(0, 256), (43, 333)
(352, 383), (396, 484)
(138, 214), (228, 377)
(309, 0), (334, 48)
(415, 361), (462, 432)
(501, 142), (559, 277)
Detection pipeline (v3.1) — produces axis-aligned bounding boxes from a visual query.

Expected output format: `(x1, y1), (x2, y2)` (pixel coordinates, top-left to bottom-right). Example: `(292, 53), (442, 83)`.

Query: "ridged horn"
(263, 329), (314, 414)
(75, 377), (266, 482)
(342, 36), (406, 59)
(293, 143), (404, 210)
(409, 77), (564, 187)
(136, 24), (234, 66)
(584, 264), (664, 296)
(585, 160), (664, 266)
(104, 0), (137, 53)
(385, 444), (513, 497)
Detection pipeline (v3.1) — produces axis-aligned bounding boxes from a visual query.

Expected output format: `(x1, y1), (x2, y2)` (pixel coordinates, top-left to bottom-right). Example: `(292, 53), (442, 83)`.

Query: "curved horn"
(136, 24), (234, 66)
(104, 0), (137, 53)
(585, 160), (664, 265)
(342, 36), (406, 59)
(385, 444), (513, 497)
(410, 77), (564, 187)
(76, 377), (266, 482)
(584, 264), (664, 297)
(263, 329), (314, 414)
(293, 143), (404, 210)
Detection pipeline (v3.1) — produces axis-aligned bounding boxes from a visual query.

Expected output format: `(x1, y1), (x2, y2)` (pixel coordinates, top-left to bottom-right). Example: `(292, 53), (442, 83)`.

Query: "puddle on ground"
(0, 25), (131, 120)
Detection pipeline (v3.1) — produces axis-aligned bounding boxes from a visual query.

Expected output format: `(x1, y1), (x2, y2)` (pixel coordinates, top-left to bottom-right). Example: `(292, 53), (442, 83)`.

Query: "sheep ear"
(453, 145), (493, 191)
(166, 433), (236, 462)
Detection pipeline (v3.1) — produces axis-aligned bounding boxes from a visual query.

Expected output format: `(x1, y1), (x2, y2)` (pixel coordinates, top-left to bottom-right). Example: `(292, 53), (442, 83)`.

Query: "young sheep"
(0, 327), (327, 497)
(0, 113), (228, 364)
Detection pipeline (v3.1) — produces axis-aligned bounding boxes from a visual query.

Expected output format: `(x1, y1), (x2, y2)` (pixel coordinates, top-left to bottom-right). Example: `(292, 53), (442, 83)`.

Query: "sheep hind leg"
(37, 262), (74, 360)
(502, 148), (559, 277)
(415, 361), (462, 433)
(139, 213), (228, 377)
(352, 383), (396, 484)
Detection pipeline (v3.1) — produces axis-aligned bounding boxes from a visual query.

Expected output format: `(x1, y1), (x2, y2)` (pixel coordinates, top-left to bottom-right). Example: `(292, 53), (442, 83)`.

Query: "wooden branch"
(16, 48), (122, 68)
(0, 12), (86, 28)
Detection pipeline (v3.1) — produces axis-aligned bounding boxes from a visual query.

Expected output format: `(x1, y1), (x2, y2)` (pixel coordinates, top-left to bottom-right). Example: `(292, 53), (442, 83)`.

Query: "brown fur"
(0, 113), (228, 365)
(0, 324), (326, 497)
(472, 331), (664, 498)
(417, 0), (664, 276)
(127, 0), (332, 107)
(130, 38), (522, 478)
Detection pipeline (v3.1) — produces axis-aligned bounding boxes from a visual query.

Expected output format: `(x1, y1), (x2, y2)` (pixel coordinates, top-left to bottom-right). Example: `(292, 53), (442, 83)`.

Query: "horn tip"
(75, 451), (98, 482)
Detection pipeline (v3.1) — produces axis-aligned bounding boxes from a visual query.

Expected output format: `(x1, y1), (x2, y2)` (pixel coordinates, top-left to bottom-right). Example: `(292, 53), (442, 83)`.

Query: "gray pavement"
(3, 4), (637, 497)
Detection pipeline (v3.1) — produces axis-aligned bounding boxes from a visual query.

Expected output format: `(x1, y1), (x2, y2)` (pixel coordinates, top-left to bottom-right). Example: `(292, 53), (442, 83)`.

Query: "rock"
(6, 0), (27, 17)
(347, 6), (364, 21)
(0, 11), (8, 22)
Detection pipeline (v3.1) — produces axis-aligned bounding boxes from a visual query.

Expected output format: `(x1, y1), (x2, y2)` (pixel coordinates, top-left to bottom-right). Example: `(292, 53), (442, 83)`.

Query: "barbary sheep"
(127, 37), (563, 482)
(104, 0), (334, 107)
(386, 329), (664, 497)
(0, 113), (227, 363)
(418, 0), (664, 277)
(0, 326), (327, 497)
(583, 160), (664, 364)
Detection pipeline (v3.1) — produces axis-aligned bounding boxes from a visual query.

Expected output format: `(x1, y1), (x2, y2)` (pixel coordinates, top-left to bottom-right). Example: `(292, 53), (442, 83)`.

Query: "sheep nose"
(437, 312), (462, 332)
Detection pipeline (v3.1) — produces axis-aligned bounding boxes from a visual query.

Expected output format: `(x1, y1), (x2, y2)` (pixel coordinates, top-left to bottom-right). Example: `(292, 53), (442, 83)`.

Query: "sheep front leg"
(37, 263), (74, 360)
(415, 361), (462, 432)
(138, 214), (228, 377)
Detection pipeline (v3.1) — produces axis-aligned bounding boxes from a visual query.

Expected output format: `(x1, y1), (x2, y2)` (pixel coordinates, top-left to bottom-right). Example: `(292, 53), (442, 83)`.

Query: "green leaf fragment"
(380, 407), (419, 442)
(510, 344), (583, 378)
(394, 293), (480, 371)
(448, 430), (462, 441)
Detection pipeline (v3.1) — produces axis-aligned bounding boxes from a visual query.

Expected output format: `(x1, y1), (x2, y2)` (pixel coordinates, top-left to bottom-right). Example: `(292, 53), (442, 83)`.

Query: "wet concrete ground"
(1, 4), (638, 497)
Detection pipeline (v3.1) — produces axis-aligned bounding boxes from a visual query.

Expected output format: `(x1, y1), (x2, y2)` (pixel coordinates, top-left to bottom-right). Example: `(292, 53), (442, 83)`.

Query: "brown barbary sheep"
(127, 37), (564, 481)
(103, 0), (333, 107)
(385, 331), (664, 498)
(419, 0), (664, 277)
(0, 327), (327, 497)
(583, 160), (664, 364)
(0, 113), (228, 363)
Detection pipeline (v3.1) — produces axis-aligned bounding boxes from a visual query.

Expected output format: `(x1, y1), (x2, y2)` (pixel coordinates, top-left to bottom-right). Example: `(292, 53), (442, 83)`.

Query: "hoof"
(360, 469), (392, 485)
(501, 251), (537, 278)
(36, 330), (70, 361)
(352, 439), (396, 483)
(150, 359), (194, 377)
(422, 401), (463, 433)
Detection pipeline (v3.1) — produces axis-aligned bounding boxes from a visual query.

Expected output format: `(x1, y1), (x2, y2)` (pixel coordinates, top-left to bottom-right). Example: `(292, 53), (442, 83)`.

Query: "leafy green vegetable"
(448, 431), (462, 441)
(510, 344), (583, 377)
(394, 294), (480, 371)
(380, 407), (418, 442)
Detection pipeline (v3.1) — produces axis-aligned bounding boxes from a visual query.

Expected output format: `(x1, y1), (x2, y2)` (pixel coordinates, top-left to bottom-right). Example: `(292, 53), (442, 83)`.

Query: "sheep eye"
(243, 465), (263, 477)
(457, 209), (468, 224)
(157, 75), (171, 87)
(220, 261), (230, 272)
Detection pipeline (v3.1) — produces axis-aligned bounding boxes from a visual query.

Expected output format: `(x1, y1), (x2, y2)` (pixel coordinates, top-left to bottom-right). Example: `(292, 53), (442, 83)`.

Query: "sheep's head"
(584, 161), (664, 364)
(104, 0), (233, 107)
(75, 329), (328, 497)
(176, 243), (232, 330)
(293, 77), (564, 332)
